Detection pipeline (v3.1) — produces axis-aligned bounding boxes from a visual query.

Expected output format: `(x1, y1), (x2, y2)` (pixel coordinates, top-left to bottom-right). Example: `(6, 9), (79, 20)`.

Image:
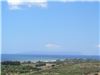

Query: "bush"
(1, 61), (21, 65)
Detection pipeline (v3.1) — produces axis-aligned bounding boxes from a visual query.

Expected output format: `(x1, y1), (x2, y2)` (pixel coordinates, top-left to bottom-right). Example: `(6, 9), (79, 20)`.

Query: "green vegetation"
(1, 59), (100, 75)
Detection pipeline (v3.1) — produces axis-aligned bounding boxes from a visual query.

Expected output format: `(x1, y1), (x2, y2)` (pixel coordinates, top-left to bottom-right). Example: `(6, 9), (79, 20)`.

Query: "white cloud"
(7, 0), (47, 9)
(7, 0), (22, 5)
(7, 0), (100, 10)
(97, 44), (100, 48)
(45, 43), (61, 49)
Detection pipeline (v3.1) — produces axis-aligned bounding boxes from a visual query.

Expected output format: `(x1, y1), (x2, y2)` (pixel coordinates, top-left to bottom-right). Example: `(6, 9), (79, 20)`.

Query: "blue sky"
(1, 1), (100, 55)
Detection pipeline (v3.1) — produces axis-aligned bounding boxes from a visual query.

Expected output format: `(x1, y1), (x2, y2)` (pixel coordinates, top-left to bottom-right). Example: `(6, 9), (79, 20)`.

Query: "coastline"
(1, 54), (100, 62)
(1, 57), (100, 75)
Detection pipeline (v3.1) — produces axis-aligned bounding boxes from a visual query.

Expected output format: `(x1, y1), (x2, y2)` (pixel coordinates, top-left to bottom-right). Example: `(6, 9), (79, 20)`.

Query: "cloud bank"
(6, 0), (100, 9)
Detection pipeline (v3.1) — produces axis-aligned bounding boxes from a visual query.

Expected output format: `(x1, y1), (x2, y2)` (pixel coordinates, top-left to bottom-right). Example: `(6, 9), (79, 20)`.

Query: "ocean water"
(1, 54), (100, 62)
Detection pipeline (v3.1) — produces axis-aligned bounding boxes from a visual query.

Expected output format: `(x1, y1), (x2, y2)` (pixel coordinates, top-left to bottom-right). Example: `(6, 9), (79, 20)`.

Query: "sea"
(1, 54), (100, 62)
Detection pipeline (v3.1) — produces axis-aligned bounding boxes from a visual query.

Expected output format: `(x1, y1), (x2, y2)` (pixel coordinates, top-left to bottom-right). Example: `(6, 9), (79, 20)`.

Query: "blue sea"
(1, 54), (100, 62)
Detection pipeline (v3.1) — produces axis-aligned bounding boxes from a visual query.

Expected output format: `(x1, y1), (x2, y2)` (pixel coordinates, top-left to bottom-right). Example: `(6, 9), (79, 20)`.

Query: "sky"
(1, 0), (100, 55)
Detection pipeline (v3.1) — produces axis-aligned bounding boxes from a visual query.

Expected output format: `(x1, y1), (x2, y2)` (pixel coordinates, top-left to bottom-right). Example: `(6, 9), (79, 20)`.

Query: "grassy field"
(1, 59), (100, 75)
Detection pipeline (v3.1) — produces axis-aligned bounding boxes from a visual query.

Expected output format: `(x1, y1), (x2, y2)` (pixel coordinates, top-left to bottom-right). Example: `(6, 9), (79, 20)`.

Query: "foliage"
(1, 59), (100, 75)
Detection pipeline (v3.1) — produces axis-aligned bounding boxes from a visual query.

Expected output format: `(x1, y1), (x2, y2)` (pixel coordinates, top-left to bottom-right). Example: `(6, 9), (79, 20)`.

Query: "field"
(1, 59), (100, 75)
